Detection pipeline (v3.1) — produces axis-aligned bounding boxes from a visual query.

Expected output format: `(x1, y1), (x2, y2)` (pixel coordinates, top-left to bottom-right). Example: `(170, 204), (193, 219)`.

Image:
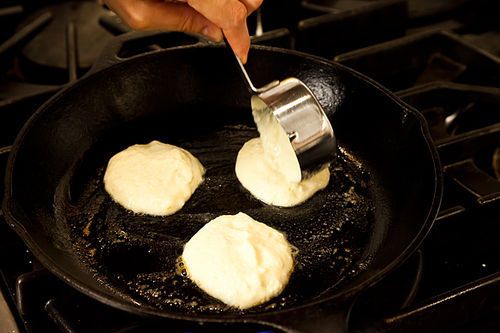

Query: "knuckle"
(123, 5), (148, 30)
(178, 14), (195, 32)
(229, 3), (247, 27)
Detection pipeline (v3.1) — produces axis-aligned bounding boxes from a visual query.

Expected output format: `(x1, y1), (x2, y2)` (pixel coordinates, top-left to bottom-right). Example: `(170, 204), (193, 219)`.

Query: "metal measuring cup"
(228, 44), (337, 181)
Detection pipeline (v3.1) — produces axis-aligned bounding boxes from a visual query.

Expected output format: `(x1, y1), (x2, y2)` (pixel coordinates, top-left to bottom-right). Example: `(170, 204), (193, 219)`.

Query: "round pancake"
(182, 212), (294, 309)
(104, 140), (204, 216)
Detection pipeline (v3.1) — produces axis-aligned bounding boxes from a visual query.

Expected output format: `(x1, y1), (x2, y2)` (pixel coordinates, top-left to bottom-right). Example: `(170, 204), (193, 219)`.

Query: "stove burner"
(302, 0), (387, 12)
(335, 31), (500, 92)
(0, 5), (23, 41)
(464, 31), (500, 60)
(408, 0), (473, 20)
(17, 2), (117, 84)
(494, 148), (500, 180)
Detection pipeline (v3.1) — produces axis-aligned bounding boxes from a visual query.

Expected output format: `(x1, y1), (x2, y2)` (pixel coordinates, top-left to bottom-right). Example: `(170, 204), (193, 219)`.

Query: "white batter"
(182, 212), (294, 309)
(103, 140), (204, 216)
(251, 96), (302, 184)
(236, 138), (330, 207)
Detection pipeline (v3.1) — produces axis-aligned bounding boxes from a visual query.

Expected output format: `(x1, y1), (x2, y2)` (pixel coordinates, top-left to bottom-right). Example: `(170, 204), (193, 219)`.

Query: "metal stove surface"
(1, 0), (500, 332)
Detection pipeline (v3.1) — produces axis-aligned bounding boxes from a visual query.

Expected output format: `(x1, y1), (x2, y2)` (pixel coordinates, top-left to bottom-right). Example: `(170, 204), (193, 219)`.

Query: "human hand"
(104, 0), (263, 63)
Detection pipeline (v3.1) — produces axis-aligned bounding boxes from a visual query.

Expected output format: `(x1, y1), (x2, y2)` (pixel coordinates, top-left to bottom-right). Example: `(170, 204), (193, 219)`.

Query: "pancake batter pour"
(236, 97), (330, 207)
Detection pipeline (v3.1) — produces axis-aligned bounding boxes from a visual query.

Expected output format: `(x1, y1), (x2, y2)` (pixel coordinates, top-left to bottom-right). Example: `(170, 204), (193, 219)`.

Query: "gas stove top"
(1, 0), (500, 332)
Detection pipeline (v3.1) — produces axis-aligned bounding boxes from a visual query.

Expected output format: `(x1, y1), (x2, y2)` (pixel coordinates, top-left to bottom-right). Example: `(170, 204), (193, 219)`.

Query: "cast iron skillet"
(2, 31), (442, 332)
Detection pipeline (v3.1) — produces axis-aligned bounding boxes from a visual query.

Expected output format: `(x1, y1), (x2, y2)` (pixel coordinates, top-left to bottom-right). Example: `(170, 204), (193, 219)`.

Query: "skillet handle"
(86, 30), (207, 75)
(247, 299), (353, 333)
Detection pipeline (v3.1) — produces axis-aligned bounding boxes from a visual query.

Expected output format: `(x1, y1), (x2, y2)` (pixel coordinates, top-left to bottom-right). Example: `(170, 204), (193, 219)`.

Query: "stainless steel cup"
(253, 77), (336, 179)
(230, 45), (336, 180)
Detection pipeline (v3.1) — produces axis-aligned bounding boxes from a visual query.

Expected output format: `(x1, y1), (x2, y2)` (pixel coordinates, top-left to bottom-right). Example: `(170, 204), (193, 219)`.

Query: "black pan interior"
(61, 117), (374, 314)
(5, 45), (440, 319)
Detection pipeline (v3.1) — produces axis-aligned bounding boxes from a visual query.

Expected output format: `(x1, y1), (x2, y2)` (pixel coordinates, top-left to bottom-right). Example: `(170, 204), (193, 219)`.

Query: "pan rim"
(2, 43), (443, 323)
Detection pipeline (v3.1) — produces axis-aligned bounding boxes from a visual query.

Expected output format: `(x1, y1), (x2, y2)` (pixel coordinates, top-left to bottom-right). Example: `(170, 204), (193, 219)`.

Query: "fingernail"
(202, 25), (223, 42)
(237, 43), (249, 64)
(239, 52), (248, 64)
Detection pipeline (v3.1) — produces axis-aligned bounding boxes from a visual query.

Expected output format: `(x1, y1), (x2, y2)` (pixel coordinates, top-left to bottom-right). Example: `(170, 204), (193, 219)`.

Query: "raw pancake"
(235, 138), (330, 207)
(182, 212), (294, 309)
(104, 140), (204, 216)
(251, 96), (302, 183)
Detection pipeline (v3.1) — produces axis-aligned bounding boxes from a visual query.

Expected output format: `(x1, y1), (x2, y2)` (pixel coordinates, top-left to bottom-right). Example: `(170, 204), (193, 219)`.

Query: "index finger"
(165, 0), (263, 28)
(187, 0), (248, 29)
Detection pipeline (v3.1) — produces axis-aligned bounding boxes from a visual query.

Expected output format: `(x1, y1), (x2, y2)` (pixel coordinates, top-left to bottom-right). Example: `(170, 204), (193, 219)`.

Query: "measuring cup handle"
(223, 37), (279, 94)
(223, 36), (260, 94)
